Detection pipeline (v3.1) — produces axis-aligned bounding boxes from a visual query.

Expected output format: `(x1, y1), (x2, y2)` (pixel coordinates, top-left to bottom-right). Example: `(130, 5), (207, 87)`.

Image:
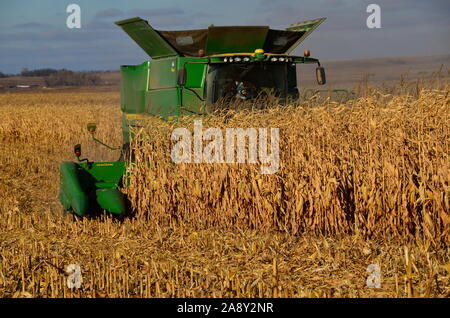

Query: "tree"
(21, 67), (30, 76)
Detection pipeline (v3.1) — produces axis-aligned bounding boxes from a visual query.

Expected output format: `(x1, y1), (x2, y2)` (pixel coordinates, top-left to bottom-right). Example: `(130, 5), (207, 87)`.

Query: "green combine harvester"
(59, 16), (328, 216)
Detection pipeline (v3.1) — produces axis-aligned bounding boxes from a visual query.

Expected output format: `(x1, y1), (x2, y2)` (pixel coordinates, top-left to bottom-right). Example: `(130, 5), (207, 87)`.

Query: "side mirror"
(177, 68), (187, 86)
(87, 123), (96, 134)
(74, 144), (81, 158)
(316, 66), (326, 85)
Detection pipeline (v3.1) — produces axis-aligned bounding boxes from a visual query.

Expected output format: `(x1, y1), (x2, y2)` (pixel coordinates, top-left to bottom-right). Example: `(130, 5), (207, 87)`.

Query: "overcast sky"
(0, 0), (449, 73)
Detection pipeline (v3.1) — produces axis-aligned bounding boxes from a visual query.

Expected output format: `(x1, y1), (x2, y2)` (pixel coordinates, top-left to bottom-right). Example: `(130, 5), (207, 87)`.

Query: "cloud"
(127, 8), (184, 17)
(0, 27), (120, 44)
(94, 9), (124, 19)
(86, 20), (117, 30)
(372, 0), (450, 12)
(186, 12), (222, 28)
(13, 22), (53, 29)
(191, 12), (220, 19)
(114, 8), (195, 29)
(147, 16), (195, 29)
(122, 7), (191, 28)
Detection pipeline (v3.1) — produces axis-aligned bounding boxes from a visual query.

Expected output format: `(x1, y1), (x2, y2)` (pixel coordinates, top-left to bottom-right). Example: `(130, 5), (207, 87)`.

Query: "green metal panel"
(59, 161), (126, 216)
(285, 18), (326, 54)
(181, 88), (206, 115)
(80, 162), (126, 186)
(149, 57), (178, 89)
(59, 162), (89, 216)
(146, 88), (180, 119)
(205, 26), (269, 55)
(59, 187), (71, 211)
(183, 61), (207, 88)
(146, 57), (180, 118)
(96, 189), (126, 215)
(120, 61), (149, 113)
(115, 17), (179, 59)
(179, 58), (207, 114)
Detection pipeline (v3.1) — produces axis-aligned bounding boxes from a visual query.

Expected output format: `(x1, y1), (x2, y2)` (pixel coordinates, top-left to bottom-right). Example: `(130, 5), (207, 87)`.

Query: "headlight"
(224, 57), (228, 62)
(270, 57), (278, 62)
(235, 57), (242, 62)
(243, 57), (250, 62)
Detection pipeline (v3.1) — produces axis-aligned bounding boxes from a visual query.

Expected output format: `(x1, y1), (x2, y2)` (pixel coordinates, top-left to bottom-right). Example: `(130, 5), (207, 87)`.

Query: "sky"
(0, 0), (449, 73)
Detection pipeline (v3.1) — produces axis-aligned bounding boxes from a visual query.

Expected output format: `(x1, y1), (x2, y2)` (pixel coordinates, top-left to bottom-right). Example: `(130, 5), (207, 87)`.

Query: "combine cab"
(59, 16), (328, 216)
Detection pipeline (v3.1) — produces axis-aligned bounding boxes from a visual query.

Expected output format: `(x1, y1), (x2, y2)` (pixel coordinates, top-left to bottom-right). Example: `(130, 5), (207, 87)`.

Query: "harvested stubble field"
(0, 82), (449, 298)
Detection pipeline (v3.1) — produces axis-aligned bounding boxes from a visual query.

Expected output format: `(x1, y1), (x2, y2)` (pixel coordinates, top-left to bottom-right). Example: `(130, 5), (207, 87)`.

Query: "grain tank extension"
(59, 16), (327, 216)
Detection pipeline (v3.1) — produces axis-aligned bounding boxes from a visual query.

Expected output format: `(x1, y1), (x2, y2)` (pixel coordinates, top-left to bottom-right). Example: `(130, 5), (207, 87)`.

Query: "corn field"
(0, 82), (449, 298)
(129, 88), (449, 245)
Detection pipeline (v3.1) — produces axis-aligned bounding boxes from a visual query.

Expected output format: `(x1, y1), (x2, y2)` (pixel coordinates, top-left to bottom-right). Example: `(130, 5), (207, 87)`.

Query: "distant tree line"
(43, 69), (102, 86)
(21, 68), (102, 86)
(20, 68), (59, 77)
(0, 72), (13, 78)
(0, 68), (104, 86)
